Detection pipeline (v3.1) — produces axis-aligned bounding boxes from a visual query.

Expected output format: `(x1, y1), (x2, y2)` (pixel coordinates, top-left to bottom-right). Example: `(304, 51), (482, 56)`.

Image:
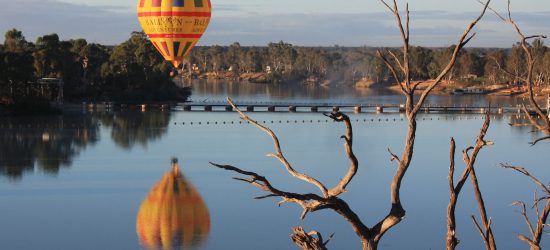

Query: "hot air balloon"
(136, 159), (210, 250)
(137, 0), (212, 68)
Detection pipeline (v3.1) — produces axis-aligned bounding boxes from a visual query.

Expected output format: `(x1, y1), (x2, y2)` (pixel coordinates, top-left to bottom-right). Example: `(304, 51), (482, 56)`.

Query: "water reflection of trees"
(0, 115), (99, 180)
(0, 111), (172, 180)
(96, 111), (171, 149)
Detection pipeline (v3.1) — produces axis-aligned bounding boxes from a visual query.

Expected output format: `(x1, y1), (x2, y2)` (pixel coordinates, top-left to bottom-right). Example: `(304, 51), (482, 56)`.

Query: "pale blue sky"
(1, 0), (549, 47)
(54, 0), (548, 14)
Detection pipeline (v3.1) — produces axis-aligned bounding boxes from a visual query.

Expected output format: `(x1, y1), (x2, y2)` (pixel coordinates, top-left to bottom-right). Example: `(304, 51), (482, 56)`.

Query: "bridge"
(75, 100), (547, 115)
(173, 101), (525, 114)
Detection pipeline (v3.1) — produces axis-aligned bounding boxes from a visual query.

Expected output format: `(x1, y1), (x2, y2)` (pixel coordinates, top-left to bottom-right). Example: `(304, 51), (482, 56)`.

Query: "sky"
(0, 0), (548, 47)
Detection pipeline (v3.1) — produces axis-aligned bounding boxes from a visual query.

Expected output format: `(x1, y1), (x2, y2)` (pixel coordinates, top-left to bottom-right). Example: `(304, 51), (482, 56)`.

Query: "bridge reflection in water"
(136, 159), (210, 250)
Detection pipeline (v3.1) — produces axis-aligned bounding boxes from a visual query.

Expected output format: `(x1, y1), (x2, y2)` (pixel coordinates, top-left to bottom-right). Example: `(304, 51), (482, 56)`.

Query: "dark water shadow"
(0, 111), (172, 181)
(0, 114), (100, 180)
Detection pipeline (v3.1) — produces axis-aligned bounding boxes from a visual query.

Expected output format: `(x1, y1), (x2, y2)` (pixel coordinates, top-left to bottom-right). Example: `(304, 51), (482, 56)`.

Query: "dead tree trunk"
(487, 0), (550, 145)
(211, 1), (491, 249)
(500, 165), (550, 250)
(446, 113), (494, 250)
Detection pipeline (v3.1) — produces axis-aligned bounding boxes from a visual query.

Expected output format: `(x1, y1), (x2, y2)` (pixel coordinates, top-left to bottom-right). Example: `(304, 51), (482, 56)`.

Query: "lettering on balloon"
(142, 17), (208, 34)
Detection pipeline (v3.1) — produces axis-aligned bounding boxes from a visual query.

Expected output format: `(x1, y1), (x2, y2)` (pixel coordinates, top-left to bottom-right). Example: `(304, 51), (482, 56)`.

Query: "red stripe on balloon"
(139, 0), (146, 7)
(207, 0), (211, 8)
(160, 42), (171, 57)
(152, 0), (162, 7)
(148, 34), (203, 39)
(137, 11), (211, 17)
(152, 42), (165, 57)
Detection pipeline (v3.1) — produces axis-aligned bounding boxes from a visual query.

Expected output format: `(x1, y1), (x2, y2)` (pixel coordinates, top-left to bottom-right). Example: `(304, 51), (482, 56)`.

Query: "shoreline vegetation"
(2, 29), (550, 115)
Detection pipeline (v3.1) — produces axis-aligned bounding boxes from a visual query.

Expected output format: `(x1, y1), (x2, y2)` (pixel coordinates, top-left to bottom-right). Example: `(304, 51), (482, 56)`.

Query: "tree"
(409, 46), (433, 79)
(484, 49), (508, 84)
(4, 29), (31, 53)
(0, 29), (35, 99)
(295, 48), (329, 78)
(207, 45), (225, 72)
(505, 42), (527, 84)
(99, 31), (189, 103)
(211, 1), (491, 249)
(531, 39), (547, 87)
(33, 34), (62, 78)
(268, 41), (297, 74)
(226, 42), (244, 73)
(244, 48), (262, 73)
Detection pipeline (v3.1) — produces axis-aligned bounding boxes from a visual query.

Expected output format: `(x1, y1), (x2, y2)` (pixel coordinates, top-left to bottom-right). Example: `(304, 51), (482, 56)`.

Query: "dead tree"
(211, 1), (491, 249)
(484, 0), (550, 145)
(499, 165), (550, 250)
(211, 102), (373, 249)
(446, 113), (495, 250)
(291, 227), (333, 250)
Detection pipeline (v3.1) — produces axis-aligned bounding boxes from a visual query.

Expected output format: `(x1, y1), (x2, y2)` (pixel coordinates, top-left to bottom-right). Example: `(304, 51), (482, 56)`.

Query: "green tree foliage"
(0, 29), (35, 100)
(33, 33), (63, 78)
(1, 29), (190, 107)
(3, 28), (550, 104)
(410, 46), (433, 80)
(268, 41), (297, 75)
(294, 48), (329, 78)
(484, 49), (508, 85)
(97, 32), (189, 103)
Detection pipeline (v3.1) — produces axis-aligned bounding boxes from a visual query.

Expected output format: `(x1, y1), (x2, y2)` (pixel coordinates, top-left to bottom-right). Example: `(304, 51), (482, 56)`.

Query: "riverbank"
(384, 79), (550, 97)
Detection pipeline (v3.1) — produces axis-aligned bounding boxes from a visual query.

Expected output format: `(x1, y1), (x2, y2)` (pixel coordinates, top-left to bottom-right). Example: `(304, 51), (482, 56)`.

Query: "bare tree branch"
(501, 164), (550, 250)
(212, 100), (374, 249)
(387, 49), (406, 74)
(447, 138), (462, 250)
(387, 148), (401, 164)
(490, 56), (528, 83)
(512, 201), (536, 239)
(484, 0), (550, 145)
(291, 227), (333, 250)
(412, 0), (490, 115)
(447, 112), (494, 250)
(372, 0), (491, 244)
(215, 0), (492, 248)
(377, 50), (407, 95)
(472, 216), (489, 246)
(500, 164), (550, 194)
(324, 112), (359, 197)
(226, 97), (330, 197)
(464, 113), (496, 250)
(530, 136), (550, 147)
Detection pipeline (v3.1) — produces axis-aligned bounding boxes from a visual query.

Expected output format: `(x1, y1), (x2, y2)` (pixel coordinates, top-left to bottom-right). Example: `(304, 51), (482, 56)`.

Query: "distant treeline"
(188, 40), (550, 86)
(0, 29), (190, 106)
(2, 28), (549, 107)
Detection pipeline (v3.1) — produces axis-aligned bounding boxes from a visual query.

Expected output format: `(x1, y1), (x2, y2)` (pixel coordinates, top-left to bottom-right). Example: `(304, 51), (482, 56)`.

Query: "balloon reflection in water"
(137, 159), (210, 250)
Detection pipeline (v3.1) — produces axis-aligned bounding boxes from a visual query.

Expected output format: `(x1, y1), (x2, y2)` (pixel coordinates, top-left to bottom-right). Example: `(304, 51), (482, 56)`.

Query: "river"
(0, 81), (549, 250)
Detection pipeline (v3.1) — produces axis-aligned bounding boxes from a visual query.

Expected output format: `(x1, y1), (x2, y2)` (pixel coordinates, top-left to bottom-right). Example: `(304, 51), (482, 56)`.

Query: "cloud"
(0, 0), (139, 44)
(0, 1), (548, 47)
(204, 11), (549, 47)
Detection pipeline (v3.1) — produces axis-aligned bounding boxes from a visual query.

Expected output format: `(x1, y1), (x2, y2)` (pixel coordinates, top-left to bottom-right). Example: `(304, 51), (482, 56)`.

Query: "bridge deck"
(169, 101), (538, 114)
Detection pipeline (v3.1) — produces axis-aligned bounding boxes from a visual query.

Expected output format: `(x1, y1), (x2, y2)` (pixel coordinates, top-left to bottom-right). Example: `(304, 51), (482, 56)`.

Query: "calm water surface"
(1, 83), (549, 250)
(183, 79), (536, 107)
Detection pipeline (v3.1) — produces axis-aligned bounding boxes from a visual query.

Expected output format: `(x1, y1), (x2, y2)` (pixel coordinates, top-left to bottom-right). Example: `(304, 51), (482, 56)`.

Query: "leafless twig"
(483, 0), (550, 145)
(213, 0), (492, 248)
(375, 1), (491, 245)
(291, 227), (334, 250)
(462, 112), (496, 250)
(447, 113), (495, 250)
(501, 164), (550, 250)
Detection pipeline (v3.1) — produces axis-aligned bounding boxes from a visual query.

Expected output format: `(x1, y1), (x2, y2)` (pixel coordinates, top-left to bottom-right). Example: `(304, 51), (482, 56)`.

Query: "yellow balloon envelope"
(136, 162), (210, 250)
(137, 0), (212, 67)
